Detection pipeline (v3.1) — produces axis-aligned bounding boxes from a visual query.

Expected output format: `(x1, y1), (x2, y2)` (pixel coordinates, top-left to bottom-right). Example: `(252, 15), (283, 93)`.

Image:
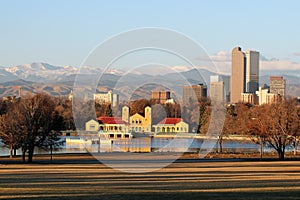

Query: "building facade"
(266, 93), (282, 104)
(241, 93), (257, 104)
(210, 75), (227, 104)
(85, 117), (129, 133)
(231, 47), (246, 103)
(151, 91), (171, 104)
(153, 118), (189, 133)
(245, 50), (259, 93)
(256, 86), (270, 105)
(270, 76), (286, 97)
(94, 90), (119, 107)
(182, 84), (207, 104)
(128, 106), (152, 133)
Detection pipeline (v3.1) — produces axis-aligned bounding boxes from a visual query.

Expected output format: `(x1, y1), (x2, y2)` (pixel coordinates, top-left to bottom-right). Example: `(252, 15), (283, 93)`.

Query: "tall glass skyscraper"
(230, 46), (259, 103)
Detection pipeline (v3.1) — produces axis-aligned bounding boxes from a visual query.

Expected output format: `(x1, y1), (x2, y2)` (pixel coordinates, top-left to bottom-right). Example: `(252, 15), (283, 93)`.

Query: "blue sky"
(1, 0), (300, 71)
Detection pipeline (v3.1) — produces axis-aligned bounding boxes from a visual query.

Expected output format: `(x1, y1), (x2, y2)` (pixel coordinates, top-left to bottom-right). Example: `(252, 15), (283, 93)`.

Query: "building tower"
(144, 106), (152, 132)
(230, 47), (246, 103)
(210, 75), (224, 104)
(122, 106), (129, 123)
(245, 50), (259, 93)
(230, 46), (260, 103)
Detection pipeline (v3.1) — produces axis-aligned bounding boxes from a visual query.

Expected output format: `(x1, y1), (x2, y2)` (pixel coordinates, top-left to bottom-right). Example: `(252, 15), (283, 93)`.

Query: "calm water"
(0, 136), (264, 156)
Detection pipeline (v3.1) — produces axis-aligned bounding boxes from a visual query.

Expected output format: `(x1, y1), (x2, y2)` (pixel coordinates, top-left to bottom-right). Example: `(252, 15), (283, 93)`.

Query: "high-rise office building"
(245, 50), (259, 93)
(230, 47), (246, 103)
(270, 76), (286, 97)
(210, 75), (224, 104)
(230, 47), (260, 103)
(182, 84), (207, 104)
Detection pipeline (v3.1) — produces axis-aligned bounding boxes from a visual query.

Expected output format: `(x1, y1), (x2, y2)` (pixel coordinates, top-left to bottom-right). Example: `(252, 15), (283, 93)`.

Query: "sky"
(0, 0), (300, 73)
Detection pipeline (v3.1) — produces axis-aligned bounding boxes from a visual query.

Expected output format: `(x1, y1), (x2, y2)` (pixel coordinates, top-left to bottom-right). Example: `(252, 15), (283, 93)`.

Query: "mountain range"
(0, 62), (299, 99)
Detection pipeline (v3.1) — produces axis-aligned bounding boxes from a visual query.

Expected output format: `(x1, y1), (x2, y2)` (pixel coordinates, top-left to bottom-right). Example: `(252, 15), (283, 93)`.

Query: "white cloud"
(208, 50), (300, 72)
(170, 66), (191, 71)
(209, 51), (231, 62)
(261, 60), (300, 70)
(169, 51), (300, 75)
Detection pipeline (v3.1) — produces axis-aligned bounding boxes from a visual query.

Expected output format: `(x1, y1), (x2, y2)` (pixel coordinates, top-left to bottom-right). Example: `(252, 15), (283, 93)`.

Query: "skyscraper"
(210, 75), (225, 104)
(245, 50), (259, 93)
(230, 47), (260, 103)
(230, 47), (246, 103)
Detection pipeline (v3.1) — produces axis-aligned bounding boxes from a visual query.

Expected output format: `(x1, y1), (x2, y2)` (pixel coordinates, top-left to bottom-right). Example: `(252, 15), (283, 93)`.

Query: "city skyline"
(0, 1), (300, 75)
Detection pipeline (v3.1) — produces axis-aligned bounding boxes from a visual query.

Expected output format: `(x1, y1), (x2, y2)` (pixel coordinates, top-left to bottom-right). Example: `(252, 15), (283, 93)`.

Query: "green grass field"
(0, 154), (300, 199)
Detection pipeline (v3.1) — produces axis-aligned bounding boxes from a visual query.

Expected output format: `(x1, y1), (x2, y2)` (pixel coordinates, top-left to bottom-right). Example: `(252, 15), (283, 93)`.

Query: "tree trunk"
(50, 144), (53, 163)
(278, 149), (285, 160)
(21, 147), (26, 163)
(219, 137), (223, 153)
(27, 146), (34, 163)
(260, 138), (264, 160)
(9, 144), (13, 159)
(13, 148), (17, 156)
(293, 141), (297, 156)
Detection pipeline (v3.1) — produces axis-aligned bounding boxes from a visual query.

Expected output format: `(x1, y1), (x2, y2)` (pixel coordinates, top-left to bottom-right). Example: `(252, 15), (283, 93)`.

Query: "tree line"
(0, 94), (74, 162)
(201, 98), (300, 160)
(0, 93), (299, 162)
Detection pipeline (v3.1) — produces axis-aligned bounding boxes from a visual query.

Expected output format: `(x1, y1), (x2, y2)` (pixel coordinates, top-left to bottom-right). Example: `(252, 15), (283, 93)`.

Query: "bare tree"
(246, 99), (300, 160)
(247, 105), (269, 159)
(0, 102), (24, 158)
(19, 93), (59, 163)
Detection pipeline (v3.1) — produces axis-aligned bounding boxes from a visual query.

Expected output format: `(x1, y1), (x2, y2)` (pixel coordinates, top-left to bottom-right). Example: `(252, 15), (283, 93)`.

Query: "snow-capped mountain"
(3, 62), (124, 82)
(0, 62), (299, 98)
(4, 63), (80, 82)
(0, 67), (18, 83)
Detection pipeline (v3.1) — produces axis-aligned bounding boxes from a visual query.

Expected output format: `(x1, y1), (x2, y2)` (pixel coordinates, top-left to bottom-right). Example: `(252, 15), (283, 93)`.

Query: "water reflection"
(0, 136), (265, 156)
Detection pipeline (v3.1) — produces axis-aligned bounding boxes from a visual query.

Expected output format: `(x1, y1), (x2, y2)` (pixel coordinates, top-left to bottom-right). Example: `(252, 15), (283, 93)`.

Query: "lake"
(0, 136), (263, 156)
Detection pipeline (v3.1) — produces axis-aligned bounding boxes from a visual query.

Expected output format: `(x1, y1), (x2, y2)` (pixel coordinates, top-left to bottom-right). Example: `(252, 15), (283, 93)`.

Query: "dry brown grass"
(0, 154), (300, 199)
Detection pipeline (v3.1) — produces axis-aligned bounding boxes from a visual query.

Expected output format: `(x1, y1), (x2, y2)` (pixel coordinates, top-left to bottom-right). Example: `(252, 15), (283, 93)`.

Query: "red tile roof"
(96, 117), (128, 125)
(157, 118), (183, 125)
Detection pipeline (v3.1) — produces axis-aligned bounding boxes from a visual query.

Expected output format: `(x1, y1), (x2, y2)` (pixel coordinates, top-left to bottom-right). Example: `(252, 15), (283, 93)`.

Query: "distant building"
(97, 116), (129, 133)
(85, 119), (99, 132)
(266, 93), (282, 104)
(153, 118), (189, 133)
(241, 93), (257, 104)
(151, 91), (171, 104)
(182, 84), (207, 104)
(94, 90), (119, 107)
(231, 47), (259, 103)
(256, 86), (270, 105)
(210, 75), (225, 104)
(231, 47), (246, 103)
(270, 76), (286, 97)
(256, 83), (285, 105)
(245, 50), (259, 93)
(126, 106), (152, 133)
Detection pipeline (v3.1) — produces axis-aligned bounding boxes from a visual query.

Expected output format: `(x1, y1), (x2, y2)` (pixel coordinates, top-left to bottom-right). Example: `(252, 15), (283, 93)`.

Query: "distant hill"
(0, 62), (299, 98)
